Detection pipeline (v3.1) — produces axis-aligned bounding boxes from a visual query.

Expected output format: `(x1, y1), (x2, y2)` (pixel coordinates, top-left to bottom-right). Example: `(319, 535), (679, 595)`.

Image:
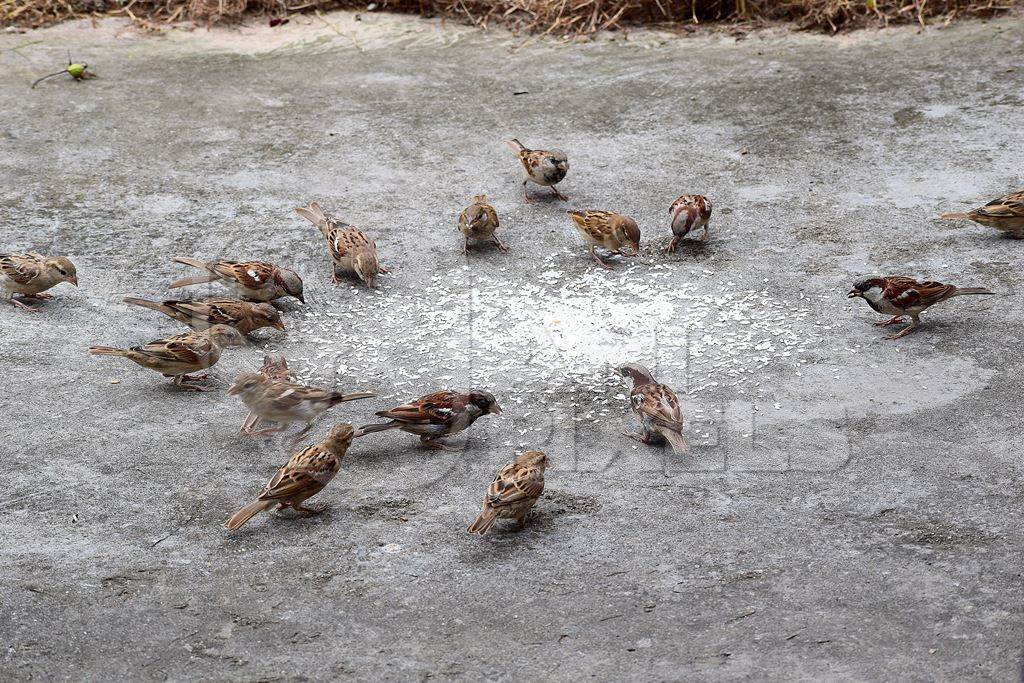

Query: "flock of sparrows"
(4, 137), (1022, 532)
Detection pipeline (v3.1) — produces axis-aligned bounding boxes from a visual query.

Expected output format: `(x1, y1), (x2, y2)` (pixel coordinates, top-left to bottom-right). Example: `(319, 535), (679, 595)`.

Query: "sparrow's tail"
(952, 287), (995, 297)
(88, 346), (129, 357)
(122, 297), (172, 316)
(357, 420), (400, 435)
(939, 212), (970, 220)
(504, 138), (526, 153)
(295, 202), (329, 231)
(170, 256), (213, 272)
(328, 391), (376, 407)
(567, 210), (586, 228)
(467, 508), (498, 535)
(662, 428), (691, 455)
(225, 498), (275, 531)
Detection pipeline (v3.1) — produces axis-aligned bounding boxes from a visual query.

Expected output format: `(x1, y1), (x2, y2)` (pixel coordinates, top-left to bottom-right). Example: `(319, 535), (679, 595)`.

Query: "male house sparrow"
(228, 372), (375, 445)
(467, 450), (550, 535)
(1, 252), (78, 312)
(294, 202), (388, 287)
(359, 390), (502, 451)
(504, 138), (569, 202)
(847, 276), (994, 340)
(618, 364), (689, 455)
(88, 324), (246, 391)
(225, 424), (354, 531)
(940, 190), (1024, 239)
(122, 297), (285, 335)
(666, 195), (713, 252)
(458, 194), (507, 253)
(567, 210), (640, 268)
(169, 257), (304, 303)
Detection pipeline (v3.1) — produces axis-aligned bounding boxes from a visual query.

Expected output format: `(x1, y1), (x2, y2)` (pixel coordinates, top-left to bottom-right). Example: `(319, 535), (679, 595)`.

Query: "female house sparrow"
(225, 424), (354, 531)
(294, 202), (388, 287)
(618, 364), (689, 455)
(940, 190), (1024, 239)
(227, 372), (375, 445)
(1, 252), (78, 312)
(504, 138), (569, 202)
(359, 390), (502, 451)
(666, 195), (713, 252)
(467, 450), (550, 535)
(88, 324), (246, 391)
(567, 210), (640, 268)
(122, 297), (285, 335)
(458, 194), (507, 253)
(847, 276), (994, 340)
(169, 257), (304, 303)
(239, 354), (297, 434)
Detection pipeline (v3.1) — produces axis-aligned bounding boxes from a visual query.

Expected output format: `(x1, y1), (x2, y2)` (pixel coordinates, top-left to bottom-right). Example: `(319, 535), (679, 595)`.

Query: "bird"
(168, 257), (304, 303)
(618, 364), (689, 455)
(1, 252), (78, 312)
(122, 297), (285, 335)
(239, 354), (297, 435)
(225, 424), (354, 531)
(458, 194), (507, 253)
(467, 450), (550, 535)
(666, 194), (713, 252)
(294, 202), (388, 287)
(940, 190), (1024, 239)
(227, 372), (375, 446)
(847, 276), (994, 340)
(567, 210), (641, 268)
(359, 390), (502, 451)
(504, 138), (569, 202)
(88, 324), (246, 390)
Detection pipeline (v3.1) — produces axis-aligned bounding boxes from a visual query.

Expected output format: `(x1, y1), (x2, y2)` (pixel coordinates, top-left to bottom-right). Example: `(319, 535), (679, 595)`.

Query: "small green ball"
(67, 63), (87, 79)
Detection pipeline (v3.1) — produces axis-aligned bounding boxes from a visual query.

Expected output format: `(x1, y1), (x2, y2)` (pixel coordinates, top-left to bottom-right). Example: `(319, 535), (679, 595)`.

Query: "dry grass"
(1, 0), (1018, 33)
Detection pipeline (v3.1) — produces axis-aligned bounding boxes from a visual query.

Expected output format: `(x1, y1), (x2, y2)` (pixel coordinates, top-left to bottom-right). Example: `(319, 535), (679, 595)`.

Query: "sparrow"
(847, 276), (994, 340)
(666, 195), (713, 252)
(122, 297), (285, 335)
(1, 252), (78, 312)
(467, 450), (550, 535)
(88, 324), (246, 390)
(567, 210), (641, 268)
(228, 372), (375, 445)
(169, 257), (304, 303)
(458, 194), (507, 253)
(240, 355), (297, 434)
(294, 202), (388, 287)
(940, 190), (1024, 239)
(504, 138), (569, 202)
(359, 390), (502, 451)
(618, 364), (689, 454)
(225, 424), (354, 530)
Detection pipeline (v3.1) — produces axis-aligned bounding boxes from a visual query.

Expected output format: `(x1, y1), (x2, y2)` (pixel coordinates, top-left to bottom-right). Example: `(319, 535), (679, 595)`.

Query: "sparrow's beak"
(489, 404), (503, 415)
(847, 290), (860, 299)
(226, 384), (242, 396)
(272, 321), (286, 331)
(296, 294), (305, 304)
(68, 275), (79, 286)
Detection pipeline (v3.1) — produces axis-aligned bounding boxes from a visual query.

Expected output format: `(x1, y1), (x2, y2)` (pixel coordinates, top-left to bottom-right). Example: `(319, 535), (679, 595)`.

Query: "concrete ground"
(2, 12), (1023, 681)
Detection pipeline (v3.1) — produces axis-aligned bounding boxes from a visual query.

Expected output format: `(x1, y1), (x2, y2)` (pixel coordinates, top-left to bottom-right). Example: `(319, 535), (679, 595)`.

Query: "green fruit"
(67, 63), (87, 79)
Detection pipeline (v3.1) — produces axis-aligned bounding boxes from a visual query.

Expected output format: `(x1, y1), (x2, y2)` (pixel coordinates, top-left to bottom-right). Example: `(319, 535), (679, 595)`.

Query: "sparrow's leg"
(421, 436), (463, 452)
(247, 424), (286, 437)
(523, 180), (533, 204)
(175, 375), (216, 392)
(873, 315), (906, 327)
(239, 411), (260, 434)
(462, 237), (470, 255)
(701, 225), (710, 242)
(623, 429), (656, 444)
(26, 292), (54, 300)
(663, 237), (680, 254)
(550, 186), (569, 201)
(515, 513), (529, 530)
(378, 265), (391, 274)
(887, 316), (922, 340)
(590, 246), (613, 269)
(295, 502), (329, 517)
(9, 297), (40, 312)
(289, 423), (314, 448)
(493, 236), (510, 252)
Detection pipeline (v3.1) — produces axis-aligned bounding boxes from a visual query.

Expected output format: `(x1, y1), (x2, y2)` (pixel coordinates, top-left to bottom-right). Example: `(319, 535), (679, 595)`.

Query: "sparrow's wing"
(483, 204), (499, 227)
(632, 383), (683, 430)
(165, 300), (223, 326)
(215, 261), (277, 290)
(263, 382), (334, 412)
(0, 253), (42, 285)
(884, 278), (955, 308)
(259, 448), (334, 501)
(975, 191), (1024, 218)
(485, 463), (545, 509)
(133, 333), (209, 364)
(328, 226), (370, 261)
(376, 391), (463, 425)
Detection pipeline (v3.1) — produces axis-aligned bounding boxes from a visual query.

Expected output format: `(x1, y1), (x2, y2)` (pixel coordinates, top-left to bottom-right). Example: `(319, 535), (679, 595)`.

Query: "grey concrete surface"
(2, 13), (1023, 681)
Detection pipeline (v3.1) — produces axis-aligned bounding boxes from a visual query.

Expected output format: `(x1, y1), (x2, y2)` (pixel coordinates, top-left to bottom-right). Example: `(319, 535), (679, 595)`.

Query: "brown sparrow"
(359, 390), (502, 451)
(294, 202), (388, 287)
(123, 297), (285, 335)
(169, 257), (304, 303)
(504, 138), (569, 202)
(239, 355), (296, 435)
(228, 372), (375, 445)
(225, 424), (354, 530)
(88, 324), (246, 390)
(666, 195), (713, 252)
(618, 364), (689, 454)
(567, 210), (640, 268)
(467, 450), (549, 535)
(1, 252), (78, 312)
(458, 194), (507, 253)
(848, 276), (994, 340)
(940, 190), (1024, 239)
